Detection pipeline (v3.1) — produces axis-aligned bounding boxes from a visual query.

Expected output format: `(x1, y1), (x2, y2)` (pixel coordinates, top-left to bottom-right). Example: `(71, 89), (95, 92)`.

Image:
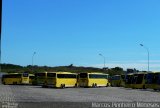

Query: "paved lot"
(0, 84), (160, 108)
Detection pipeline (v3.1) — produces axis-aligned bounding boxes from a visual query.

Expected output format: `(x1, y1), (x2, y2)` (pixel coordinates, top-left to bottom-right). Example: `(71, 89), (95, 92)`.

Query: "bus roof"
(127, 73), (134, 75)
(152, 72), (160, 73)
(29, 74), (35, 76)
(50, 72), (77, 74)
(6, 73), (21, 75)
(36, 72), (47, 73)
(113, 75), (121, 76)
(86, 72), (109, 75)
(136, 72), (147, 74)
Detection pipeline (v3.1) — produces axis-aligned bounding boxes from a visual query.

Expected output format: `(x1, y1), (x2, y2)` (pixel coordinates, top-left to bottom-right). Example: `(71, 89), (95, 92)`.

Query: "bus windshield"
(121, 75), (125, 80)
(146, 73), (154, 84)
(112, 76), (121, 80)
(126, 75), (134, 84)
(23, 73), (29, 77)
(136, 74), (144, 84)
(153, 73), (159, 84)
(79, 73), (88, 78)
(30, 76), (35, 79)
(155, 73), (160, 84)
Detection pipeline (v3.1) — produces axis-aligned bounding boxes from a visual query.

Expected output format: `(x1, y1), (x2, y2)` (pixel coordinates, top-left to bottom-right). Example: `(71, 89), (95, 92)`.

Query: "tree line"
(1, 63), (126, 76)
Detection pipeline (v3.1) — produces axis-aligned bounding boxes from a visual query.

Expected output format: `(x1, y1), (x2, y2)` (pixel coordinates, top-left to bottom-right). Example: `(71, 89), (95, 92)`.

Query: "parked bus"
(35, 72), (47, 85)
(146, 72), (160, 90)
(78, 72), (109, 87)
(132, 72), (147, 89)
(125, 73), (134, 88)
(45, 72), (77, 88)
(111, 75), (126, 87)
(110, 75), (121, 87)
(2, 72), (29, 85)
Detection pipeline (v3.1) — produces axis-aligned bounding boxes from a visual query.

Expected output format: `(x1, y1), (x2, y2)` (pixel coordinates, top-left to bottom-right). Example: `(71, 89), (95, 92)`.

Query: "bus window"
(57, 74), (76, 78)
(157, 74), (160, 85)
(136, 74), (144, 84)
(47, 73), (56, 77)
(89, 74), (108, 79)
(36, 73), (46, 77)
(153, 73), (159, 84)
(110, 75), (121, 87)
(23, 72), (29, 77)
(146, 73), (154, 84)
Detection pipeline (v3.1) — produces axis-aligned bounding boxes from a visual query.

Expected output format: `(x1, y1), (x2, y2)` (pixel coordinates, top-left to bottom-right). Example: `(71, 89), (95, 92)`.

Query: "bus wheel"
(60, 84), (63, 88)
(95, 83), (97, 88)
(75, 84), (77, 88)
(106, 83), (109, 87)
(61, 84), (65, 89)
(92, 83), (95, 88)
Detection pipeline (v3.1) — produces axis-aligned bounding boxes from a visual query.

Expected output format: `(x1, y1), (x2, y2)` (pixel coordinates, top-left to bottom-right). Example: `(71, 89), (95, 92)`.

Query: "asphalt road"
(0, 84), (160, 108)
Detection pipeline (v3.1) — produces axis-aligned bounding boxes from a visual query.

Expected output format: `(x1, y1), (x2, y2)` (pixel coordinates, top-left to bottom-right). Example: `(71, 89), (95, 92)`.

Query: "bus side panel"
(3, 78), (21, 85)
(57, 78), (77, 87)
(89, 79), (108, 87)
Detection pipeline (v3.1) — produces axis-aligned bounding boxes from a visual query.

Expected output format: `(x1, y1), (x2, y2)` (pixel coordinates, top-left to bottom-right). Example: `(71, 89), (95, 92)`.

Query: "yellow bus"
(125, 73), (134, 88)
(2, 72), (29, 85)
(45, 72), (77, 88)
(132, 72), (147, 89)
(146, 72), (160, 90)
(78, 72), (109, 87)
(35, 72), (47, 85)
(110, 75), (121, 87)
(29, 74), (35, 85)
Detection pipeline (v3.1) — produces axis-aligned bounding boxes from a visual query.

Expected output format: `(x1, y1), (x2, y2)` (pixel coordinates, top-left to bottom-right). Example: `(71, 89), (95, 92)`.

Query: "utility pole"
(0, 0), (2, 73)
